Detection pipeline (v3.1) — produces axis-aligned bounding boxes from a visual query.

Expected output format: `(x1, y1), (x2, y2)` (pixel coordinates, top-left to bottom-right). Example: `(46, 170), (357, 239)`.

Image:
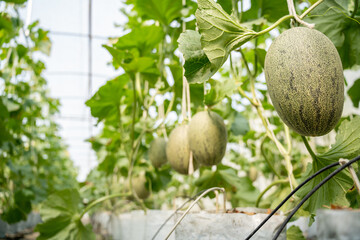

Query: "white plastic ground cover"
(174, 207), (286, 240)
(317, 209), (360, 240)
(91, 210), (175, 240)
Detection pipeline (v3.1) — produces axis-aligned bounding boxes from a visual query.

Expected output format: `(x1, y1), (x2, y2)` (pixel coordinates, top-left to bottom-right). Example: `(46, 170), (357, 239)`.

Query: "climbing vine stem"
(260, 137), (281, 178)
(238, 48), (297, 189)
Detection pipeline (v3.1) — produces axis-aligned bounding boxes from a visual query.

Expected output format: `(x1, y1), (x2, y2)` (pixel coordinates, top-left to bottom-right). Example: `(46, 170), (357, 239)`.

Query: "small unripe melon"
(133, 173), (150, 200)
(188, 111), (227, 166)
(166, 125), (194, 175)
(148, 138), (167, 168)
(248, 166), (258, 182)
(264, 27), (344, 136)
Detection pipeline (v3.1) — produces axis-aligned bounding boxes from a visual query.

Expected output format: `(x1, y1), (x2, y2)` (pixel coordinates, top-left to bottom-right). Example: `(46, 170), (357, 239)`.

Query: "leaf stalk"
(255, 179), (288, 207)
(299, 0), (324, 19)
(79, 192), (131, 219)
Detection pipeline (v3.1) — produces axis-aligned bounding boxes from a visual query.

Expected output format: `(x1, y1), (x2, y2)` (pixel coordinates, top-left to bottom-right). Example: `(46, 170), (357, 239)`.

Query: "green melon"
(166, 125), (194, 175)
(148, 138), (167, 168)
(264, 27), (344, 136)
(248, 166), (258, 182)
(188, 111), (227, 166)
(133, 173), (150, 200)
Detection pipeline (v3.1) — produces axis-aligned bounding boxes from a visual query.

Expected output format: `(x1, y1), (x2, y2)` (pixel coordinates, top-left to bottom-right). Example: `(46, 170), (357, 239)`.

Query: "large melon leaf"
(133, 0), (182, 26)
(178, 30), (216, 83)
(348, 78), (360, 108)
(307, 0), (360, 68)
(35, 189), (95, 240)
(195, 0), (257, 78)
(297, 116), (360, 214)
(319, 116), (360, 160)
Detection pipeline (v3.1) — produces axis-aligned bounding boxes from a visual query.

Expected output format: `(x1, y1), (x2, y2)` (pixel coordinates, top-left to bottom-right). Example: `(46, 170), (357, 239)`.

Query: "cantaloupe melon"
(188, 111), (227, 166)
(264, 27), (344, 136)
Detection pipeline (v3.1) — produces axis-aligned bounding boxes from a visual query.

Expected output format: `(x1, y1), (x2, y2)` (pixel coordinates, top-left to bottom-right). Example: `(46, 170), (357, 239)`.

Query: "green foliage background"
(1, 0), (360, 239)
(0, 0), (77, 225)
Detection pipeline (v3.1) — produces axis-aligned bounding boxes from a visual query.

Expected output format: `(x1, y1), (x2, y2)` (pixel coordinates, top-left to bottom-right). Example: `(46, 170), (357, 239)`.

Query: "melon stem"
(287, 0), (315, 28)
(254, 0), (323, 38)
(301, 135), (317, 161)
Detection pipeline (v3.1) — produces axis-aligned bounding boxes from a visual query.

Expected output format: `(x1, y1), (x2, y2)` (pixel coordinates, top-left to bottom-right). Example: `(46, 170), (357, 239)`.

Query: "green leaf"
(1, 207), (26, 224)
(86, 74), (129, 124)
(39, 189), (81, 221)
(230, 112), (250, 136)
(319, 116), (360, 160)
(260, 0), (288, 23)
(254, 48), (266, 69)
(204, 77), (236, 106)
(190, 83), (206, 107)
(103, 45), (126, 67)
(178, 30), (216, 83)
(98, 154), (118, 175)
(103, 45), (159, 76)
(149, 167), (172, 192)
(115, 26), (164, 55)
(36, 217), (95, 240)
(308, 1), (360, 68)
(217, 0), (232, 15)
(195, 0), (257, 74)
(33, 28), (51, 56)
(297, 117), (360, 213)
(0, 14), (14, 36)
(333, 0), (350, 11)
(0, 97), (9, 118)
(14, 190), (33, 214)
(35, 188), (95, 240)
(287, 226), (306, 240)
(134, 0), (182, 26)
(347, 78), (360, 108)
(1, 189), (33, 223)
(170, 62), (205, 107)
(241, 0), (289, 23)
(2, 97), (20, 112)
(0, 0), (27, 4)
(346, 187), (360, 208)
(125, 56), (159, 75)
(219, 166), (259, 205)
(195, 165), (259, 203)
(296, 159), (353, 214)
(16, 44), (28, 58)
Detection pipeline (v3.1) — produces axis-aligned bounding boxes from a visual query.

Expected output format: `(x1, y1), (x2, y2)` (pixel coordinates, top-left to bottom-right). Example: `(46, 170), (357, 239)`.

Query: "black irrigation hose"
(245, 161), (340, 240)
(151, 190), (206, 240)
(272, 155), (360, 240)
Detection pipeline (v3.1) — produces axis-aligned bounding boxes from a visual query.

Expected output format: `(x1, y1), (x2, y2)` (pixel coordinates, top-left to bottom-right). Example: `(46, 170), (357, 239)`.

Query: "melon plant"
(166, 125), (194, 175)
(148, 138), (167, 168)
(188, 111), (227, 166)
(133, 172), (150, 200)
(264, 27), (344, 136)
